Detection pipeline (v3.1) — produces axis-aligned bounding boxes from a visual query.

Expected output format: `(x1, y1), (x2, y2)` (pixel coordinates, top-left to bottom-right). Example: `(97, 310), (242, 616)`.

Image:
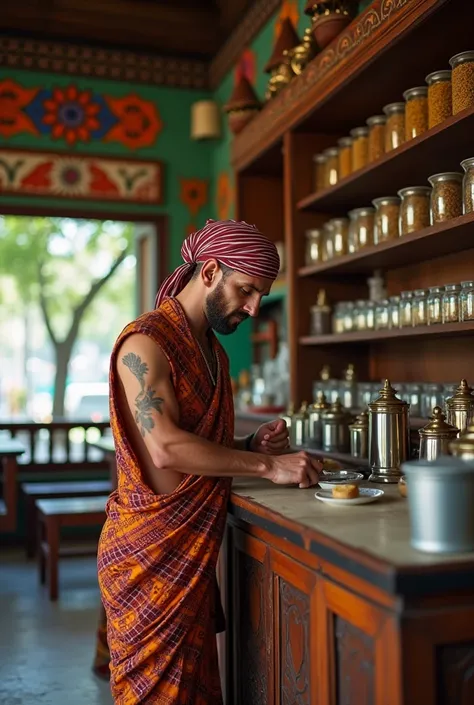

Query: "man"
(97, 219), (322, 704)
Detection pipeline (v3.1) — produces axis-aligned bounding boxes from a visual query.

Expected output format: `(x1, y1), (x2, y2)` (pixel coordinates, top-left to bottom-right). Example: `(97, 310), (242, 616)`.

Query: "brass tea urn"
(368, 380), (409, 483)
(307, 391), (330, 449)
(449, 422), (474, 461)
(418, 406), (459, 461)
(445, 379), (474, 434)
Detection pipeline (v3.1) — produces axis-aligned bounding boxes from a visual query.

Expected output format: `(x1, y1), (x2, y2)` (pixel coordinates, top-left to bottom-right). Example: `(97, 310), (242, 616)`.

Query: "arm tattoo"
(122, 352), (164, 436)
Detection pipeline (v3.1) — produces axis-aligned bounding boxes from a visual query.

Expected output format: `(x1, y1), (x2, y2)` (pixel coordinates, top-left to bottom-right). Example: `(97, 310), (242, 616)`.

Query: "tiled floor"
(0, 549), (113, 705)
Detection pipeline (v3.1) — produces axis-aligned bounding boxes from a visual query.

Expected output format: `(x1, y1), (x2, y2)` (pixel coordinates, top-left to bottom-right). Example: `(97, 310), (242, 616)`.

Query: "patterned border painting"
(0, 148), (164, 204)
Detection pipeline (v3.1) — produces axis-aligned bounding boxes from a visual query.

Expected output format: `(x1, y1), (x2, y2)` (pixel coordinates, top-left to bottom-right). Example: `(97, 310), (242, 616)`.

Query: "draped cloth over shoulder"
(97, 297), (234, 704)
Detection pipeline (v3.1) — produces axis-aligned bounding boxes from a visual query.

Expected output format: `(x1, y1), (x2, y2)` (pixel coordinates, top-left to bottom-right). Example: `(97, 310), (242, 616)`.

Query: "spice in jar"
(375, 299), (389, 330)
(366, 301), (375, 330)
(343, 302), (355, 332)
(399, 291), (414, 327)
(426, 70), (452, 128)
(427, 286), (444, 325)
(313, 154), (327, 192)
(389, 295), (400, 329)
(323, 147), (339, 187)
(322, 221), (334, 261)
(383, 102), (405, 152)
(366, 115), (386, 163)
(354, 300), (368, 331)
(337, 136), (353, 179)
(348, 207), (374, 250)
(328, 218), (348, 257)
(442, 283), (461, 323)
(350, 127), (369, 171)
(412, 288), (428, 327)
(305, 229), (322, 265)
(372, 196), (400, 244)
(428, 172), (463, 223)
(403, 86), (428, 140)
(450, 51), (474, 115)
(460, 280), (474, 321)
(461, 157), (474, 213)
(398, 186), (431, 235)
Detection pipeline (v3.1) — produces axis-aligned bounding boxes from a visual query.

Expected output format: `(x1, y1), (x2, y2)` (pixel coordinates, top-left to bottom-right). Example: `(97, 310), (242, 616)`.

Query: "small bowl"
(319, 470), (364, 491)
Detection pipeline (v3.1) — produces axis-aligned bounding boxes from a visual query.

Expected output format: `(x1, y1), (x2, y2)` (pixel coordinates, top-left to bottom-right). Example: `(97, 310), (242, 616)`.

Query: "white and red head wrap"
(155, 219), (280, 308)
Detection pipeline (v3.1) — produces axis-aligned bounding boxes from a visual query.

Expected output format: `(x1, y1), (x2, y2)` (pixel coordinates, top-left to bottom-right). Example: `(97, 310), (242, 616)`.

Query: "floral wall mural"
(180, 178), (209, 235)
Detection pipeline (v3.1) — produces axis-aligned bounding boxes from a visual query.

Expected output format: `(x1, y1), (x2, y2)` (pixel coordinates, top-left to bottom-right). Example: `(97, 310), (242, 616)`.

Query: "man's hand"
(263, 451), (323, 488)
(250, 418), (290, 455)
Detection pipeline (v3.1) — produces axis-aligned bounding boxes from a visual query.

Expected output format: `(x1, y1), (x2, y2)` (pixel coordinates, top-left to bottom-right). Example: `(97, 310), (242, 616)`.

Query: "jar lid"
(366, 114), (386, 126)
(329, 217), (349, 227)
(428, 285), (444, 293)
(389, 295), (400, 303)
(337, 136), (353, 147)
(398, 186), (432, 198)
(403, 86), (428, 100)
(323, 146), (339, 157)
(460, 280), (474, 287)
(305, 228), (322, 238)
(400, 290), (413, 298)
(309, 391), (330, 411)
(450, 51), (474, 69)
(450, 422), (474, 456)
(313, 153), (327, 163)
(383, 102), (405, 115)
(372, 196), (400, 207)
(368, 379), (408, 411)
(402, 455), (474, 477)
(350, 126), (369, 138)
(425, 69), (452, 85)
(446, 379), (474, 410)
(376, 298), (389, 306)
(320, 364), (331, 380)
(348, 207), (375, 217)
(322, 398), (349, 421)
(419, 406), (459, 438)
(414, 288), (428, 296)
(293, 401), (309, 419)
(428, 172), (463, 185)
(461, 157), (474, 171)
(443, 282), (461, 291)
(349, 410), (369, 430)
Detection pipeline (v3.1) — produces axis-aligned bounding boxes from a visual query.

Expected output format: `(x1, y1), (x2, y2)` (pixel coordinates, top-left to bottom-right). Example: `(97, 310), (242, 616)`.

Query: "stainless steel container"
(321, 399), (350, 453)
(291, 402), (309, 447)
(402, 457), (474, 553)
(307, 392), (330, 449)
(418, 406), (459, 461)
(449, 422), (474, 461)
(368, 380), (409, 483)
(445, 379), (474, 435)
(349, 411), (369, 459)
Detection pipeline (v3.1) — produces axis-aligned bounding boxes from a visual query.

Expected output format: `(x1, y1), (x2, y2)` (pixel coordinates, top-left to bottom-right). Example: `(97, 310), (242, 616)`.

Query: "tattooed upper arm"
(122, 352), (164, 436)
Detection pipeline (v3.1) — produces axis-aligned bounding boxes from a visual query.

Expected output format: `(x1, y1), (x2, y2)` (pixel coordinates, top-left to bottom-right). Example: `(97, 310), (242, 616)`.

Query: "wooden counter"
(221, 479), (474, 705)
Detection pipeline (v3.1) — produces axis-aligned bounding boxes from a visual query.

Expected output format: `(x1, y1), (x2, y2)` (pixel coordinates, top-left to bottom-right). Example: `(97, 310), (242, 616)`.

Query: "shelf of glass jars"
(298, 210), (474, 278)
(299, 320), (474, 346)
(297, 104), (474, 214)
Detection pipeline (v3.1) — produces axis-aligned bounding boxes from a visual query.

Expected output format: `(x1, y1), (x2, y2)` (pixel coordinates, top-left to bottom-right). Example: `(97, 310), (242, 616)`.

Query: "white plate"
(319, 471), (364, 491)
(314, 487), (384, 506)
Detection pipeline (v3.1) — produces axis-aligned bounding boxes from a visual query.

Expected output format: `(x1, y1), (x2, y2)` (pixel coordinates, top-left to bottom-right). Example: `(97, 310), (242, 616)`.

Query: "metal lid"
(323, 146), (339, 157)
(400, 290), (413, 299)
(320, 364), (331, 381)
(461, 157), (474, 171)
(403, 86), (428, 100)
(450, 51), (474, 69)
(398, 186), (431, 198)
(383, 102), (405, 115)
(369, 379), (408, 411)
(389, 295), (400, 303)
(322, 398), (349, 422)
(428, 285), (444, 293)
(414, 288), (428, 296)
(348, 207), (375, 218)
(450, 423), (474, 456)
(366, 114), (386, 126)
(313, 153), (327, 163)
(446, 379), (474, 411)
(329, 217), (349, 228)
(461, 280), (474, 287)
(443, 282), (461, 291)
(338, 136), (353, 148)
(425, 69), (451, 85)
(350, 126), (369, 138)
(372, 196), (400, 207)
(428, 172), (463, 185)
(308, 391), (330, 412)
(349, 410), (368, 430)
(293, 401), (309, 419)
(419, 406), (459, 438)
(305, 228), (322, 238)
(402, 456), (474, 477)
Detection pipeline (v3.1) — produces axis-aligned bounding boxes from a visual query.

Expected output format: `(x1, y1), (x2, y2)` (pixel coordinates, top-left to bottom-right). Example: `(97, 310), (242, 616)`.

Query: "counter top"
(229, 478), (474, 595)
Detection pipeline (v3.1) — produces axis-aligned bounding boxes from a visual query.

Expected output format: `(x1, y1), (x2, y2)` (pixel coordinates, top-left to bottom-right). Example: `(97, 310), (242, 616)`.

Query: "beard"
(205, 280), (249, 335)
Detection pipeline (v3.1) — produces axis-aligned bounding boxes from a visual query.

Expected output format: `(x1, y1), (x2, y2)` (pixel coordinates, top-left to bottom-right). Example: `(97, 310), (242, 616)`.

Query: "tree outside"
(0, 216), (136, 421)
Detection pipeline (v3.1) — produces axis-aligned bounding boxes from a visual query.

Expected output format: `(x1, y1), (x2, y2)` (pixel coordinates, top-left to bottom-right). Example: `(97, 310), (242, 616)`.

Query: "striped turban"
(155, 219), (280, 308)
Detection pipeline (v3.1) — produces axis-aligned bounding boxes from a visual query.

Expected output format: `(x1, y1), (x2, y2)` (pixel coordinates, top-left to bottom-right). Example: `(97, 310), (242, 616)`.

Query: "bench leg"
(45, 517), (59, 601)
(38, 516), (46, 585)
(26, 496), (37, 559)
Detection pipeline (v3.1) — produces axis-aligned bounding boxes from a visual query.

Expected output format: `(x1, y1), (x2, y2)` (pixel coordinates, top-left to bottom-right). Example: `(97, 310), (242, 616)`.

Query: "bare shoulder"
(116, 333), (170, 382)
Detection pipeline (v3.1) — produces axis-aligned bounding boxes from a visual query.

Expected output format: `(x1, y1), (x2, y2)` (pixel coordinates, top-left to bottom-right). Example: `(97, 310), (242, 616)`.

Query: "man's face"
(205, 270), (273, 335)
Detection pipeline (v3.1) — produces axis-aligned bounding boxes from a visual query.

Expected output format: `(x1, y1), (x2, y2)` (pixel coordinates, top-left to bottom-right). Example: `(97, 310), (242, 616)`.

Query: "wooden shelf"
(297, 106), (474, 214)
(300, 321), (474, 346)
(298, 211), (474, 277)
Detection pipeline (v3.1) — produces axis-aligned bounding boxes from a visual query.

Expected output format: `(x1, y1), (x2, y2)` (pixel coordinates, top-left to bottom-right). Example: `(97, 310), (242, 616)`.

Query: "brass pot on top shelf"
(304, 0), (358, 50)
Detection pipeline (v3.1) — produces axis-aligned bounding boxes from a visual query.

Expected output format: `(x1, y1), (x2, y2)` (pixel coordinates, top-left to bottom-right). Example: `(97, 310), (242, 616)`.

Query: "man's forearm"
(233, 434), (253, 451)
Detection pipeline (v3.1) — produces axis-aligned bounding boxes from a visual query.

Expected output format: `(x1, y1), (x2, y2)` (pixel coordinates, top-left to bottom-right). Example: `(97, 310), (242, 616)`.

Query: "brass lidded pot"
(321, 398), (350, 453)
(291, 401), (309, 447)
(445, 379), (474, 434)
(307, 392), (330, 449)
(349, 410), (369, 459)
(449, 422), (474, 461)
(418, 406), (459, 461)
(368, 379), (409, 483)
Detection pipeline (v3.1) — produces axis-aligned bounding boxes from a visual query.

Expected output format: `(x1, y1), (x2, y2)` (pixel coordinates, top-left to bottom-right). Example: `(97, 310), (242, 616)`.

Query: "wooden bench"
(37, 496), (108, 601)
(22, 480), (112, 558)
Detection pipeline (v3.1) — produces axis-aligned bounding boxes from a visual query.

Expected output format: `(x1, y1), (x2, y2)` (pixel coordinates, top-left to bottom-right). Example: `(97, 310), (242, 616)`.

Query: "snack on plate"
(332, 484), (359, 499)
(322, 458), (342, 471)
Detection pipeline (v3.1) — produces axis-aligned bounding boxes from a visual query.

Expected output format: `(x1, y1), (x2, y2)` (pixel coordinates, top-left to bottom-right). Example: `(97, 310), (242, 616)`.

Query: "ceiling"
(0, 0), (255, 60)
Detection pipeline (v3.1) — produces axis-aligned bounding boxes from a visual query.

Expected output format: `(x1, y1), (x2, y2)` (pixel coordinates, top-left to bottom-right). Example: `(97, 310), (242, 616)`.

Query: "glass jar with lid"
(412, 288), (428, 327)
(343, 302), (355, 332)
(332, 303), (345, 334)
(354, 300), (367, 331)
(461, 157), (474, 213)
(322, 222), (334, 261)
(372, 196), (400, 244)
(442, 283), (461, 323)
(305, 228), (322, 265)
(398, 186), (431, 235)
(337, 136), (353, 179)
(460, 280), (474, 321)
(350, 126), (369, 171)
(375, 299), (389, 330)
(428, 172), (463, 223)
(313, 153), (327, 192)
(421, 382), (445, 418)
(366, 115), (386, 163)
(348, 207), (374, 250)
(323, 147), (339, 187)
(310, 289), (332, 335)
(406, 383), (422, 417)
(427, 285), (444, 325)
(383, 102), (405, 151)
(328, 217), (348, 258)
(399, 290), (414, 327)
(403, 86), (428, 140)
(388, 295), (400, 328)
(366, 301), (375, 330)
(426, 70), (452, 128)
(449, 51), (474, 114)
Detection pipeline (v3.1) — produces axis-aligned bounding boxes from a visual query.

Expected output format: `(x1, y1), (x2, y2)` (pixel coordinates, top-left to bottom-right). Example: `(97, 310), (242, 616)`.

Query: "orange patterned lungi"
(97, 297), (233, 704)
